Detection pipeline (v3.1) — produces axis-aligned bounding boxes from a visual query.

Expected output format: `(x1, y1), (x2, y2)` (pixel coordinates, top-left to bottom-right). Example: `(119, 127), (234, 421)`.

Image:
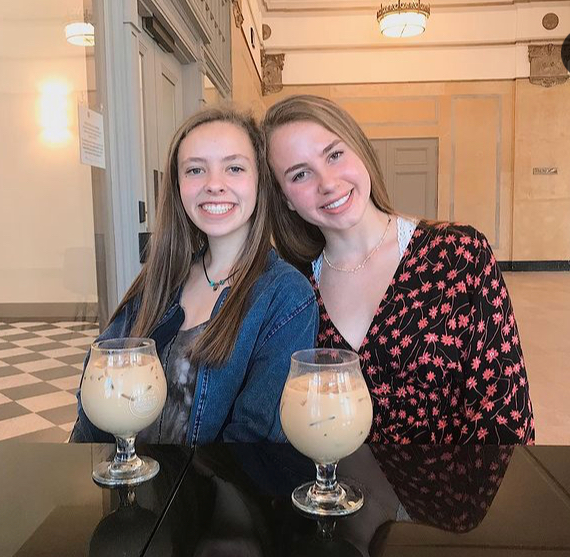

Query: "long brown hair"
(262, 94), (393, 269)
(109, 107), (272, 368)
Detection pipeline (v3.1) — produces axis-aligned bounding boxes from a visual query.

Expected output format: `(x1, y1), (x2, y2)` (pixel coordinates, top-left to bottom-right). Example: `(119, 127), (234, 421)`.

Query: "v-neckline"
(314, 224), (420, 354)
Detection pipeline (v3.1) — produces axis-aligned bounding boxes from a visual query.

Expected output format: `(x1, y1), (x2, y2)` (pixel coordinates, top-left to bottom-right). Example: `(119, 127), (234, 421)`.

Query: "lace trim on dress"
(311, 215), (418, 286)
(397, 215), (418, 260)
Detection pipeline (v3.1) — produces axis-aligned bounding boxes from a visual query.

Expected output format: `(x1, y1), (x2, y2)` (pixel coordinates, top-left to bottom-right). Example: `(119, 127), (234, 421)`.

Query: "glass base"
(93, 455), (160, 487)
(292, 480), (364, 517)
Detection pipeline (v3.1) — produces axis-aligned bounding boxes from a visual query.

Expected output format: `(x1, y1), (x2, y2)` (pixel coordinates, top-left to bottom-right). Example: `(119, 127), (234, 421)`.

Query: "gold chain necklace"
(322, 215), (392, 273)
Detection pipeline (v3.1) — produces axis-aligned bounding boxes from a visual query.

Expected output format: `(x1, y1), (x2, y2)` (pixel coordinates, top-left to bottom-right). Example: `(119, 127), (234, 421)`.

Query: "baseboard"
(498, 261), (570, 272)
(0, 302), (98, 321)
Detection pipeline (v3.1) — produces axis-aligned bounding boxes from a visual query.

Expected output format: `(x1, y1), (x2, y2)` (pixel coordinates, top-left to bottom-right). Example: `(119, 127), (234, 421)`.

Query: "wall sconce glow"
(39, 81), (72, 145)
(377, 1), (430, 38)
(65, 21), (95, 46)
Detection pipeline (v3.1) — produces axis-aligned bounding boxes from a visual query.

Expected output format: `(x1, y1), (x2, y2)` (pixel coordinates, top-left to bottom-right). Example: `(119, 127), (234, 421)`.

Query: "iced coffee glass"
(280, 348), (373, 516)
(81, 338), (167, 486)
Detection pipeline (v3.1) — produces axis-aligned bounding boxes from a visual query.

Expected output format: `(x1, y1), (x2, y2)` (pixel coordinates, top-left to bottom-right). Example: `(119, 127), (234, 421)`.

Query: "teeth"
(201, 203), (234, 214)
(324, 192), (350, 210)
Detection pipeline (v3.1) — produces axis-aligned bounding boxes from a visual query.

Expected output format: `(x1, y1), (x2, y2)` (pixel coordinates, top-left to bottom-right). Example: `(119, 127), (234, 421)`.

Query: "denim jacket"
(70, 250), (318, 446)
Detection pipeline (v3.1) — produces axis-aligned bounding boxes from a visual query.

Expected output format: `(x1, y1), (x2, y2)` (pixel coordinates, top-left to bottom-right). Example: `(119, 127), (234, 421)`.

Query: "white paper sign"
(78, 106), (106, 169)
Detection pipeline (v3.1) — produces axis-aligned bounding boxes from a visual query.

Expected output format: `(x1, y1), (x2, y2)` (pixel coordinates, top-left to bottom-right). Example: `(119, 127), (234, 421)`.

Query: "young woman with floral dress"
(263, 95), (534, 444)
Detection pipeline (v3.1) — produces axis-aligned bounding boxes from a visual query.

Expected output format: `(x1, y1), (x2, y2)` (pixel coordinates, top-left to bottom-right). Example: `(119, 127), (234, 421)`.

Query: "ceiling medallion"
(542, 13), (559, 31)
(377, 0), (430, 38)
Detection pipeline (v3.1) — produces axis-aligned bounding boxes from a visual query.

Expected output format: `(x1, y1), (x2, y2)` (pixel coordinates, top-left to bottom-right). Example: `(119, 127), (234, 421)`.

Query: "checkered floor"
(0, 321), (98, 442)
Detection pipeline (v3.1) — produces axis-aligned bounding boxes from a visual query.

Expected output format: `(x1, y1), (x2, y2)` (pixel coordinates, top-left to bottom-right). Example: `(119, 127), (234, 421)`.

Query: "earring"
(286, 199), (295, 211)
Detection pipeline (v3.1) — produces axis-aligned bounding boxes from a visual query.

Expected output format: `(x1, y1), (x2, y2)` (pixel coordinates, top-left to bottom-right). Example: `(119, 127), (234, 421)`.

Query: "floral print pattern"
(371, 444), (514, 531)
(312, 221), (535, 444)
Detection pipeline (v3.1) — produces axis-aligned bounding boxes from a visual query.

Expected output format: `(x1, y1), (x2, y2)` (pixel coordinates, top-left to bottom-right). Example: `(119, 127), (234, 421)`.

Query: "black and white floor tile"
(0, 321), (98, 442)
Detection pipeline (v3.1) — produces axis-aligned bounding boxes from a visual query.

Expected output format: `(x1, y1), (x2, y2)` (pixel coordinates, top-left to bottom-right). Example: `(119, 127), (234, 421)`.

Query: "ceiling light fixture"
(65, 10), (95, 46)
(377, 0), (430, 38)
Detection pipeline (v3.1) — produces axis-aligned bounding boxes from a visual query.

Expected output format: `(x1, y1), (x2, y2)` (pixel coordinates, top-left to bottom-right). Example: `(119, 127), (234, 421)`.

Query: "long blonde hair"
(262, 95), (393, 269)
(109, 107), (272, 367)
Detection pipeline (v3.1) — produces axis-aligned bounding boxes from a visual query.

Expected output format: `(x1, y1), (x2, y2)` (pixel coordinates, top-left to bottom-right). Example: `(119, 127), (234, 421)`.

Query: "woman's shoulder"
(407, 220), (493, 279)
(243, 251), (316, 330)
(260, 250), (315, 297)
(413, 219), (490, 250)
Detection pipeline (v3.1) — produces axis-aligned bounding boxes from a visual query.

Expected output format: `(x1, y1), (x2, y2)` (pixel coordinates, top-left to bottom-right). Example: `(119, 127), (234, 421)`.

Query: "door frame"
(94, 0), (231, 323)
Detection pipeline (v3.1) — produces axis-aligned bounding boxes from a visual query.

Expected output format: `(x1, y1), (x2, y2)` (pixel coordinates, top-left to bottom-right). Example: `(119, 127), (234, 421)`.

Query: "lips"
(321, 190), (352, 210)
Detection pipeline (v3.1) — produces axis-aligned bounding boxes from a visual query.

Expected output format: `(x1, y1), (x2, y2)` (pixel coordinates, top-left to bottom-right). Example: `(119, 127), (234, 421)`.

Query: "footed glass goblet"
(280, 348), (373, 516)
(81, 338), (167, 486)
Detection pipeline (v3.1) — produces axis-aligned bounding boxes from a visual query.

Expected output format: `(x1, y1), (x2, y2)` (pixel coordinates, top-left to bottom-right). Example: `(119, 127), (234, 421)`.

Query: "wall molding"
(499, 261), (570, 272)
(261, 50), (285, 94)
(333, 95), (440, 127)
(231, 0), (244, 28)
(528, 44), (569, 88)
(0, 303), (98, 320)
(261, 0), (569, 12)
(450, 94), (502, 250)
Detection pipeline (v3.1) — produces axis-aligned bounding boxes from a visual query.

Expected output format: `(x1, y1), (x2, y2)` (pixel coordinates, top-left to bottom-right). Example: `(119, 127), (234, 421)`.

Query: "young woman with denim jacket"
(70, 108), (318, 446)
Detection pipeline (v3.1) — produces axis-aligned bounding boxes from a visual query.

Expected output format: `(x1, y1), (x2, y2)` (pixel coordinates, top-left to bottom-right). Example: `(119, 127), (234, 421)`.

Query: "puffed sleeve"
(460, 230), (534, 444)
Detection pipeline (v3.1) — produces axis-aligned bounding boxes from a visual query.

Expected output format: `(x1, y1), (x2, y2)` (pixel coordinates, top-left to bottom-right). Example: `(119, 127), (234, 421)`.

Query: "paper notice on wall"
(78, 105), (106, 169)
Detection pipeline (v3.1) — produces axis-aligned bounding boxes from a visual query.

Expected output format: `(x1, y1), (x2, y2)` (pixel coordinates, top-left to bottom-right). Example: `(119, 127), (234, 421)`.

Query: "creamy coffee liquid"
(81, 354), (167, 437)
(280, 372), (373, 464)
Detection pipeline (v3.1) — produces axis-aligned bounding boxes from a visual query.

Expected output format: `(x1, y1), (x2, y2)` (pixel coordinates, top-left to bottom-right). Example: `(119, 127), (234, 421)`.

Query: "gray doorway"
(372, 138), (438, 219)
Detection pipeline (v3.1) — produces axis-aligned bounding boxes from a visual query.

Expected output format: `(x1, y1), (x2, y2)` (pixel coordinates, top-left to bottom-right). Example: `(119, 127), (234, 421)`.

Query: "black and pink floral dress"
(311, 219), (535, 444)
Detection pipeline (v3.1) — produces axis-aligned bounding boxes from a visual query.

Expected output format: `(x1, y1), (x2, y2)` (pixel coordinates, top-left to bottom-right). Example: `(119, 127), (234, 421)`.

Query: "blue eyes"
(184, 166), (245, 176)
(291, 150), (344, 183)
(185, 168), (204, 176)
(292, 170), (309, 183)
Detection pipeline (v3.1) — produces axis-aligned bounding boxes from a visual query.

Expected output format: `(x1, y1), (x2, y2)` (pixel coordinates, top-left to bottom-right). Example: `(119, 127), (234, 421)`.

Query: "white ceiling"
(261, 0), (566, 11)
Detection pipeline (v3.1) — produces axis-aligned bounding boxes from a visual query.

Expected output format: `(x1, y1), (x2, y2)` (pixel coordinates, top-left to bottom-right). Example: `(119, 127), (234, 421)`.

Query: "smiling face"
(268, 120), (372, 234)
(177, 121), (258, 242)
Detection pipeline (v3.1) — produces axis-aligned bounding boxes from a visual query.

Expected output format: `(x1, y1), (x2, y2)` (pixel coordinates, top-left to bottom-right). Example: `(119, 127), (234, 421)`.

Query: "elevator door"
(138, 30), (184, 232)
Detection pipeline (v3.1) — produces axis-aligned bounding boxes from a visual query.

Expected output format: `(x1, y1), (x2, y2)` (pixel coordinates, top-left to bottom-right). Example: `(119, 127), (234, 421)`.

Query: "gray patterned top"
(138, 322), (207, 444)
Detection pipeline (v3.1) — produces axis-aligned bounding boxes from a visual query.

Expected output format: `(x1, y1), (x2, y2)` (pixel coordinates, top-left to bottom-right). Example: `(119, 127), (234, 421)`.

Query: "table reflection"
(370, 444), (513, 533)
(147, 443), (514, 556)
(0, 443), (191, 557)
(4, 443), (567, 557)
(88, 487), (159, 557)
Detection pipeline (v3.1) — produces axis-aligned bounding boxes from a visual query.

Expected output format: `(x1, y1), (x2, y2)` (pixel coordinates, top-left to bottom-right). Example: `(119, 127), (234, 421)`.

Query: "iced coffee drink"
(82, 354), (166, 437)
(280, 370), (373, 464)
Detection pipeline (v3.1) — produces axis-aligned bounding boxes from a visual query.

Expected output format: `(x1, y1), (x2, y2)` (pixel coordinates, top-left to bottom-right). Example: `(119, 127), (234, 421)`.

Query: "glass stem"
(114, 435), (137, 464)
(309, 462), (345, 505)
(315, 462), (338, 493)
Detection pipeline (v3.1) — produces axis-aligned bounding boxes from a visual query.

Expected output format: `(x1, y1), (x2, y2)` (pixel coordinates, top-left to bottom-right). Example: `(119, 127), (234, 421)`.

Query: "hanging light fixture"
(377, 0), (430, 38)
(65, 10), (95, 46)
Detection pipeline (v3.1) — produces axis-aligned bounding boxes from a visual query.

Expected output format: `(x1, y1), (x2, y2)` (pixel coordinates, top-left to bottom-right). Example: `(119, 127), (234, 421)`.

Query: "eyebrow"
(283, 139), (343, 176)
(179, 154), (251, 165)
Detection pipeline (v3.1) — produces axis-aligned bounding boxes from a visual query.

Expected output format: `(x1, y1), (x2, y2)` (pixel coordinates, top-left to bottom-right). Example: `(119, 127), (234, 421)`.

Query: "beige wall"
(264, 79), (570, 262)
(512, 79), (570, 261)
(231, 21), (265, 118)
(265, 81), (516, 261)
(0, 12), (97, 306)
(232, 3), (570, 263)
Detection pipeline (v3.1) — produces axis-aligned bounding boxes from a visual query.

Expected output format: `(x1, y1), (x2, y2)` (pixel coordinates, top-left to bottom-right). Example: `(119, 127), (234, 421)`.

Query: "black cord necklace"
(202, 256), (237, 291)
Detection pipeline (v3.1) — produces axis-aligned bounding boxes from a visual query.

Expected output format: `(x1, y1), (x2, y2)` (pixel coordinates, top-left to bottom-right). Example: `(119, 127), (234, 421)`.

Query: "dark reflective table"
(0, 442), (192, 557)
(2, 444), (570, 556)
(149, 444), (570, 557)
